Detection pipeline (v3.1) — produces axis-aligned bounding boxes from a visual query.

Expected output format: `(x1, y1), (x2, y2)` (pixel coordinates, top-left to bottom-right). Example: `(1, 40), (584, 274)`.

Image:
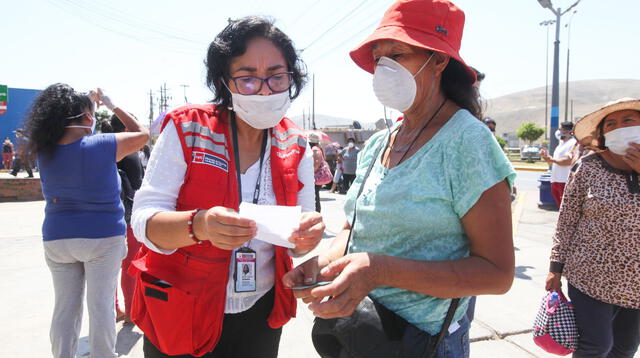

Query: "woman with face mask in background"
(23, 84), (149, 358)
(546, 98), (640, 358)
(129, 16), (324, 358)
(285, 1), (516, 357)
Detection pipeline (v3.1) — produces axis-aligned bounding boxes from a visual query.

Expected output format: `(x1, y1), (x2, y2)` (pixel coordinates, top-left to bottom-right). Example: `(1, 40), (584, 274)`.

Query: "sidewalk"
(0, 190), (635, 357)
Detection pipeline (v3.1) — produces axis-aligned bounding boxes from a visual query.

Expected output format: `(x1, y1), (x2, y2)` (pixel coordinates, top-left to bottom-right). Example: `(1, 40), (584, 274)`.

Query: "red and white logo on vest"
(192, 151), (228, 172)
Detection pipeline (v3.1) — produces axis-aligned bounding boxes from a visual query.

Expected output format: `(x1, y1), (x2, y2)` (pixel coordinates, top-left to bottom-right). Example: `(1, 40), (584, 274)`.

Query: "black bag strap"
(343, 130), (460, 358)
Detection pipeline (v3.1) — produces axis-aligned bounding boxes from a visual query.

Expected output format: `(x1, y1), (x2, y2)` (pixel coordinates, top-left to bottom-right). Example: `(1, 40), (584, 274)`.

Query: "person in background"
(309, 133), (326, 212)
(324, 141), (339, 176)
(100, 114), (145, 324)
(138, 144), (150, 172)
(286, 1), (515, 356)
(339, 137), (359, 193)
(330, 147), (344, 193)
(9, 129), (34, 178)
(546, 98), (640, 357)
(2, 137), (14, 170)
(24, 84), (148, 358)
(484, 118), (496, 134)
(540, 121), (577, 207)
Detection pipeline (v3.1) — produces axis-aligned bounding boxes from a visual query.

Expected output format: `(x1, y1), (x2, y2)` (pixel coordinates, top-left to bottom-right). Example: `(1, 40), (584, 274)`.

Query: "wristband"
(188, 209), (203, 244)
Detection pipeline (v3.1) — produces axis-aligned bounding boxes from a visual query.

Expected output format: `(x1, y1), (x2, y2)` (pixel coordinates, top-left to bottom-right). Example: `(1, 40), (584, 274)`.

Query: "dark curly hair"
(205, 16), (307, 110)
(441, 59), (483, 119)
(24, 83), (93, 155)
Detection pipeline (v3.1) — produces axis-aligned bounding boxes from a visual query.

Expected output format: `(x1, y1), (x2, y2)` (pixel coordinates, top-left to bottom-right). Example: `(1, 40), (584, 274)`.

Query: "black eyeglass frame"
(228, 71), (294, 95)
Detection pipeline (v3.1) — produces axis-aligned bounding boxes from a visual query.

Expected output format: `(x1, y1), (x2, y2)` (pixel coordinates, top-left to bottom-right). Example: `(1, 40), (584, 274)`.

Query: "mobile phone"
(290, 281), (333, 290)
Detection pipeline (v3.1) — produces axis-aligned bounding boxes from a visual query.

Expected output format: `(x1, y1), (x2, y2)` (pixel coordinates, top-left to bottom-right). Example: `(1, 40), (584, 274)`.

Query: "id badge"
(234, 247), (257, 292)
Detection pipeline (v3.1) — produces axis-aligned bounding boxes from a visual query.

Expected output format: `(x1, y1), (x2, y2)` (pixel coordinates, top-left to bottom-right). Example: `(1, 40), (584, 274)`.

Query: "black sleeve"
(117, 153), (144, 191)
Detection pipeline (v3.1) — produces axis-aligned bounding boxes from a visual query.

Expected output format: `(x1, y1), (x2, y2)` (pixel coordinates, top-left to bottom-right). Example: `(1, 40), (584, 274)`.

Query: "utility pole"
(148, 90), (154, 127)
(564, 10), (577, 123)
(180, 84), (189, 104)
(536, 0), (581, 154)
(302, 108), (306, 130)
(312, 74), (317, 130)
(158, 83), (172, 113)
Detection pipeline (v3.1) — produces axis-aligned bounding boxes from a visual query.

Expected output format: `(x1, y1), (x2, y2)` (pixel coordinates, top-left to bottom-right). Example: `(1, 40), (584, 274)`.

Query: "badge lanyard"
(230, 111), (268, 292)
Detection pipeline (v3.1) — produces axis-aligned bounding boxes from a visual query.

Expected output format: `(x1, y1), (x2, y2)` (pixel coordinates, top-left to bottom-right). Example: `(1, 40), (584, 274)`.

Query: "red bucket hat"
(349, 0), (476, 84)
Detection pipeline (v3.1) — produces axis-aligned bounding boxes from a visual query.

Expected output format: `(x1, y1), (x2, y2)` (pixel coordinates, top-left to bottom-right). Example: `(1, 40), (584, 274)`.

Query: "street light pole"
(564, 10), (577, 123)
(540, 20), (555, 140)
(551, 8), (561, 152)
(536, 0), (581, 154)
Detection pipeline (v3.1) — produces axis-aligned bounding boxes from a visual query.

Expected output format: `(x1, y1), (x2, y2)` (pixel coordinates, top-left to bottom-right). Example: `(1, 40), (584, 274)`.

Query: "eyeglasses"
(229, 72), (293, 95)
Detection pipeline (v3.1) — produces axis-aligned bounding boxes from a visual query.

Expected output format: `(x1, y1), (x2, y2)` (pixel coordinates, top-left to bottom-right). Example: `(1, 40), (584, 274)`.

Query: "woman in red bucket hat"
(285, 1), (516, 357)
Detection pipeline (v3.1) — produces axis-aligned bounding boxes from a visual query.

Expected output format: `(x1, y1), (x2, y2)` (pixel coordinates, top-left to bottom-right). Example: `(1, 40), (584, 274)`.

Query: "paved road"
(1, 170), (636, 357)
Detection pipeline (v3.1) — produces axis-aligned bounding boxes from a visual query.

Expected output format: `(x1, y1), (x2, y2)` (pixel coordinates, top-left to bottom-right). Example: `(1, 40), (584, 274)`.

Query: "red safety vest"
(128, 104), (307, 356)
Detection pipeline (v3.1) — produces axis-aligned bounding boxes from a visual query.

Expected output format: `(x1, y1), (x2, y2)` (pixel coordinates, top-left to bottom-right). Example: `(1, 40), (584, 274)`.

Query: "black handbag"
(311, 130), (460, 358)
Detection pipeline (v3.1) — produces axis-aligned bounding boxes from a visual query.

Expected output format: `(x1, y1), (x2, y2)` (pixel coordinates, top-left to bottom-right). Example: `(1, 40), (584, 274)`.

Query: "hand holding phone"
(289, 281), (333, 290)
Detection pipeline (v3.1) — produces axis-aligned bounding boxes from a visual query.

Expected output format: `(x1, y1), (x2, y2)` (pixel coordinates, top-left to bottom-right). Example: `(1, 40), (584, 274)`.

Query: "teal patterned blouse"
(344, 109), (516, 334)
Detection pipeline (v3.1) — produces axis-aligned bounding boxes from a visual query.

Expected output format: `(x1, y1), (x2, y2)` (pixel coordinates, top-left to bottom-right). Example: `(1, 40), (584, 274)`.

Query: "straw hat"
(574, 98), (640, 149)
(307, 132), (321, 144)
(349, 0), (476, 83)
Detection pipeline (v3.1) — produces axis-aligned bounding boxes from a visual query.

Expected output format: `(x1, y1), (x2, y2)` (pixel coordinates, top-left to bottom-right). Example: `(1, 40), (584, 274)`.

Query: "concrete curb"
(513, 166), (548, 172)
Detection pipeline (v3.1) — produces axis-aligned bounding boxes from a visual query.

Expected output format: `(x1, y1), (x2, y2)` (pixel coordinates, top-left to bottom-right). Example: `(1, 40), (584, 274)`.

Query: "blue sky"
(2, 0), (639, 125)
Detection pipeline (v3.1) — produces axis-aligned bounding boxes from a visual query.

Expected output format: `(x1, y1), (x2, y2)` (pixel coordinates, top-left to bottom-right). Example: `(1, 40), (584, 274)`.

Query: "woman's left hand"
(306, 253), (385, 319)
(623, 142), (640, 172)
(288, 212), (325, 255)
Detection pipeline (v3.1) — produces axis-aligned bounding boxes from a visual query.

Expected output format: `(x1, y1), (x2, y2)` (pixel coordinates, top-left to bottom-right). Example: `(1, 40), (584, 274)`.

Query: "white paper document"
(239, 202), (301, 248)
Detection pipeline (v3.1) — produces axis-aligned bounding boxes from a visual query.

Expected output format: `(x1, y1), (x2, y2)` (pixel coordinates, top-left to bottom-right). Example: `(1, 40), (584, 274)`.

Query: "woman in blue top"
(284, 1), (516, 357)
(24, 83), (149, 358)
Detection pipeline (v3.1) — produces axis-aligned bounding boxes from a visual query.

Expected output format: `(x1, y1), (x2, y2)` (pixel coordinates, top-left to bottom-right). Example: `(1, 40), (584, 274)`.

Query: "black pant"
(10, 156), (33, 177)
(143, 289), (282, 358)
(569, 284), (640, 358)
(315, 185), (322, 212)
(341, 174), (356, 193)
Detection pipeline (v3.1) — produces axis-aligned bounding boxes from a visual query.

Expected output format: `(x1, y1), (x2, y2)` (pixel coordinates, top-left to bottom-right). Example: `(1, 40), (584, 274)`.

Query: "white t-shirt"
(131, 120), (315, 313)
(550, 138), (577, 183)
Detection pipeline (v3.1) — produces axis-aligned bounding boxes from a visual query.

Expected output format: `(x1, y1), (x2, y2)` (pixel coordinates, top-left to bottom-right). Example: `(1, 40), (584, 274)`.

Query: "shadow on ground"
(515, 265), (535, 280)
(74, 323), (142, 357)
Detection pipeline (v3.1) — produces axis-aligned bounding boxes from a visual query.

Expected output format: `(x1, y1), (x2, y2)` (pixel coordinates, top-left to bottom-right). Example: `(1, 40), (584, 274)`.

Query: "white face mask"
(603, 126), (640, 155)
(372, 54), (434, 112)
(65, 113), (96, 134)
(348, 142), (355, 148)
(230, 91), (291, 129)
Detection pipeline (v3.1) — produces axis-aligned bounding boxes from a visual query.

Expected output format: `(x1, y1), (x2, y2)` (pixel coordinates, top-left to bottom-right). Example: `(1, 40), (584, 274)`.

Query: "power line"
(48, 0), (203, 54)
(61, 0), (205, 45)
(301, 0), (369, 51)
(306, 16), (382, 65)
(289, 0), (323, 28)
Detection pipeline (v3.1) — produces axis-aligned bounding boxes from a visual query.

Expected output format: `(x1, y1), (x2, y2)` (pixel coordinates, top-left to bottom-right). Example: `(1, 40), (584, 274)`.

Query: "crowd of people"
(13, 0), (639, 358)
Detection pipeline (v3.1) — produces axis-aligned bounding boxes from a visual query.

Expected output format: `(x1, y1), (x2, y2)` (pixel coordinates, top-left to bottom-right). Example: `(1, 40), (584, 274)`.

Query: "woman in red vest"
(129, 17), (324, 358)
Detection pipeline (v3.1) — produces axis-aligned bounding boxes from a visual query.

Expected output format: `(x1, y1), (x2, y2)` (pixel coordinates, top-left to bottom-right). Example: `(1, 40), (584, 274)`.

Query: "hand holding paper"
(239, 202), (301, 248)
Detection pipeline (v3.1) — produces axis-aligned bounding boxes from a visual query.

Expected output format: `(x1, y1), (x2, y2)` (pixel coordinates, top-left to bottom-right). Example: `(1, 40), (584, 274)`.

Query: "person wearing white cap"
(540, 121), (578, 207)
(546, 98), (640, 357)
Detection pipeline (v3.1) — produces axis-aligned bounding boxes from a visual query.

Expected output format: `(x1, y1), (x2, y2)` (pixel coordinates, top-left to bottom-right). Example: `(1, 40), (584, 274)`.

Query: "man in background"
(9, 129), (34, 178)
(540, 121), (577, 207)
(339, 137), (359, 193)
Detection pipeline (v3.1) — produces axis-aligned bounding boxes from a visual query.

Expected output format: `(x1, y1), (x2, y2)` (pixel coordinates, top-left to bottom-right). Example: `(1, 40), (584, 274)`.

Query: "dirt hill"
(485, 79), (640, 138)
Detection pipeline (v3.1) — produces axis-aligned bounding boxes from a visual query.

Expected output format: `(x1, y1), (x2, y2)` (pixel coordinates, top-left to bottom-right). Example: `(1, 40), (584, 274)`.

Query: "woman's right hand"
(283, 255), (332, 304)
(545, 272), (562, 293)
(194, 206), (257, 250)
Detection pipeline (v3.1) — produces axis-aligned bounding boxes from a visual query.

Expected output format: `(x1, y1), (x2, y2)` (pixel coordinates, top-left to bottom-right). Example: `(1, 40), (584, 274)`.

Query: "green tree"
(496, 136), (507, 149)
(516, 122), (545, 145)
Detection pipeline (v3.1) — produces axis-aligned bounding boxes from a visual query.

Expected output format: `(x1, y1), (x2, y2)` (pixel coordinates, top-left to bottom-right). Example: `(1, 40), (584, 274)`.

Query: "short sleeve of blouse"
(447, 115), (516, 218)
